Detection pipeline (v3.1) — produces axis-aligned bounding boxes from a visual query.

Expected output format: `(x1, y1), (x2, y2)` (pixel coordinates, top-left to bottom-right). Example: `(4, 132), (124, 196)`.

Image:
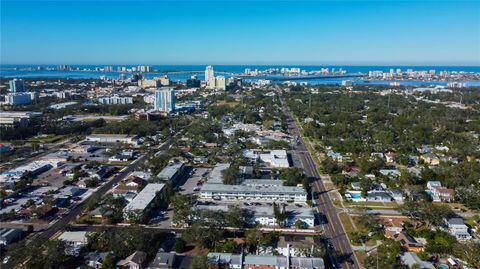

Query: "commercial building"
(5, 92), (32, 105)
(207, 163), (230, 184)
(196, 204), (315, 228)
(98, 96), (133, 105)
(200, 177), (307, 202)
(154, 88), (176, 113)
(0, 111), (42, 127)
(157, 76), (170, 86)
(0, 228), (23, 245)
(206, 76), (226, 90)
(215, 76), (226, 90)
(85, 134), (138, 146)
(123, 183), (165, 220)
(138, 78), (160, 88)
(0, 161), (54, 188)
(244, 149), (290, 168)
(205, 65), (214, 81)
(9, 79), (25, 93)
(207, 253), (324, 269)
(341, 80), (353, 87)
(186, 76), (201, 87)
(48, 101), (78, 110)
(156, 160), (185, 185)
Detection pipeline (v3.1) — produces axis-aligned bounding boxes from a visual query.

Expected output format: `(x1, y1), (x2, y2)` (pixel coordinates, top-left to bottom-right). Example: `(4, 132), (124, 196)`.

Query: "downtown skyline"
(1, 0), (479, 66)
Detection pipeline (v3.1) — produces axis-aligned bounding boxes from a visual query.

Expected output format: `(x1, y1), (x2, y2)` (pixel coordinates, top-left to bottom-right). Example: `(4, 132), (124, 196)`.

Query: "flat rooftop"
(208, 163), (230, 184)
(124, 183), (165, 212)
(196, 204), (314, 218)
(58, 231), (88, 243)
(157, 162), (184, 180)
(201, 182), (306, 195)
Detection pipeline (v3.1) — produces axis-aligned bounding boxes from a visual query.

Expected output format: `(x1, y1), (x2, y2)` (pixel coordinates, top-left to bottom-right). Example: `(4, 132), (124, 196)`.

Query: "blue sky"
(1, 0), (479, 65)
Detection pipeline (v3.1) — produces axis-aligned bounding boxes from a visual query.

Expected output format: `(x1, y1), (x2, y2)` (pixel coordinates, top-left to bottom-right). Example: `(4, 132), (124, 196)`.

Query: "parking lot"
(179, 167), (209, 195)
(33, 169), (67, 188)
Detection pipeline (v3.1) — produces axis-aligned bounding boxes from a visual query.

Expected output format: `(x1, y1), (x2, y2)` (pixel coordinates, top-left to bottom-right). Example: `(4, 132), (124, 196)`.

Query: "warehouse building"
(86, 134), (138, 146)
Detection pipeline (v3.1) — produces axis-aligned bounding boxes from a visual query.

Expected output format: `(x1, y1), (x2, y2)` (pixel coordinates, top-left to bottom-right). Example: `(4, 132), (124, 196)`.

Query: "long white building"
(98, 96), (133, 105)
(123, 183), (165, 220)
(200, 177), (307, 202)
(196, 204), (314, 228)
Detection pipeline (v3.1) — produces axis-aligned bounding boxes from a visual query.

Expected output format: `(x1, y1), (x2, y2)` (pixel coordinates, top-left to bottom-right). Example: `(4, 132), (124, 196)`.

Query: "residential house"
(432, 187), (454, 202)
(389, 189), (404, 202)
(426, 181), (442, 190)
(276, 236), (317, 257)
(125, 176), (146, 188)
(385, 231), (424, 252)
(207, 253), (243, 269)
(385, 152), (396, 163)
(420, 153), (440, 165)
(89, 205), (113, 220)
(447, 218), (472, 240)
(350, 182), (361, 191)
(379, 168), (401, 179)
(400, 252), (435, 269)
(366, 191), (393, 202)
(84, 251), (110, 269)
(117, 251), (147, 269)
(148, 252), (177, 269)
(58, 231), (89, 256)
(426, 181), (454, 202)
(244, 255), (284, 269)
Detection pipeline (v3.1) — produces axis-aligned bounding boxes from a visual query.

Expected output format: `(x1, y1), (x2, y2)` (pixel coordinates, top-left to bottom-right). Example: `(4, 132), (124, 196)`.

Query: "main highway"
(279, 92), (360, 269)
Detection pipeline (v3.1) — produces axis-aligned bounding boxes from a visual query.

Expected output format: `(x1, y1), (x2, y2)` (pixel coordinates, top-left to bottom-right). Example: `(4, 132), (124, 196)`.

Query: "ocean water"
(1, 65), (480, 86)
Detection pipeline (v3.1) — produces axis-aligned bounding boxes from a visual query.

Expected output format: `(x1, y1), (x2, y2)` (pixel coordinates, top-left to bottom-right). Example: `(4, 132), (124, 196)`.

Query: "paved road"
(35, 137), (176, 241)
(279, 93), (360, 269)
(36, 153), (149, 240)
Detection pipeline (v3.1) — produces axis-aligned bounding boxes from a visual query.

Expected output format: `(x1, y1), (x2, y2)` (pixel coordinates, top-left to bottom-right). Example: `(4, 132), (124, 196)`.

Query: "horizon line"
(1, 63), (480, 67)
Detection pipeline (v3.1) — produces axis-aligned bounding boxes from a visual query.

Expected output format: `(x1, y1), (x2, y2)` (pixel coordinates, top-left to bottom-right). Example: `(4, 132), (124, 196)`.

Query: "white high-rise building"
(206, 76), (226, 90)
(215, 76), (226, 90)
(205, 65), (214, 82)
(154, 89), (176, 113)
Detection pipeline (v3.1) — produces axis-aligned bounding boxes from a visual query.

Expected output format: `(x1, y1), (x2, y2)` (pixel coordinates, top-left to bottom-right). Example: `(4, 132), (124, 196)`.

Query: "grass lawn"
(216, 100), (239, 108)
(27, 134), (66, 144)
(339, 212), (356, 234)
(323, 182), (336, 190)
(108, 160), (132, 165)
(354, 250), (367, 266)
(332, 198), (343, 208)
(344, 200), (399, 208)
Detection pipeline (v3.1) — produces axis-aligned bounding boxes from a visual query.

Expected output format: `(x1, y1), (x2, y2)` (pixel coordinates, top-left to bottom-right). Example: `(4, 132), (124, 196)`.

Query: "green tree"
(364, 239), (403, 269)
(100, 253), (115, 269)
(189, 254), (209, 269)
(173, 238), (187, 253)
(294, 219), (305, 229)
(273, 202), (286, 227)
(225, 205), (250, 230)
(171, 194), (192, 226)
(221, 165), (239, 185)
(453, 241), (480, 269)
